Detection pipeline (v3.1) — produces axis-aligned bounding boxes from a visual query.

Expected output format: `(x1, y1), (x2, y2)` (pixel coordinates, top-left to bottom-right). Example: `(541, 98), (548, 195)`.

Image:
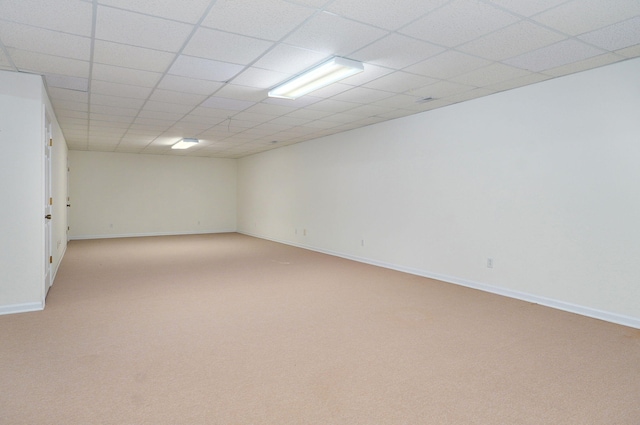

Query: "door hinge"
(49, 197), (53, 205)
(49, 256), (53, 264)
(49, 138), (53, 147)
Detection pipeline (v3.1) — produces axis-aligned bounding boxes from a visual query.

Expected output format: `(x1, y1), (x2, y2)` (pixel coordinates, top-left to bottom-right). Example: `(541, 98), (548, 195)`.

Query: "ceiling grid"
(0, 0), (638, 158)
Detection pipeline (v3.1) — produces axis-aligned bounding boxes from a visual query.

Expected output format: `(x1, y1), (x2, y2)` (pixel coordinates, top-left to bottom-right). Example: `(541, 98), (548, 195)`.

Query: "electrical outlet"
(486, 258), (493, 268)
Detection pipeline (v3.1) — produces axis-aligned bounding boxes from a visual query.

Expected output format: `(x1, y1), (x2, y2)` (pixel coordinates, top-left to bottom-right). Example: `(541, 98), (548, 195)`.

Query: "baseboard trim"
(69, 229), (236, 240)
(0, 302), (44, 316)
(239, 231), (640, 329)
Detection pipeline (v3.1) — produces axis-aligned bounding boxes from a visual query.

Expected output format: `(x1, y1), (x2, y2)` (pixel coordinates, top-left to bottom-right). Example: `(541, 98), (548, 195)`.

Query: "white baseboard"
(0, 302), (44, 316)
(69, 229), (236, 240)
(239, 231), (640, 330)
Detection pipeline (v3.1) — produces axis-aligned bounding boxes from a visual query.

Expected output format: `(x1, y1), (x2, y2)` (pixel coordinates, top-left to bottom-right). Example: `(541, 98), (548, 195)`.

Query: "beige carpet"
(1, 233), (639, 424)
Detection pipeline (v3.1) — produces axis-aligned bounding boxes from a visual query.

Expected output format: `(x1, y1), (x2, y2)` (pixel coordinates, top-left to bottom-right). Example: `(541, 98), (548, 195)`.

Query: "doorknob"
(45, 214), (52, 220)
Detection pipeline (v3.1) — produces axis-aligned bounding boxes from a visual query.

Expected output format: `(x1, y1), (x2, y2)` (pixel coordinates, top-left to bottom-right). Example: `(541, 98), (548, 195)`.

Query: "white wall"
(68, 151), (237, 238)
(46, 85), (69, 286)
(0, 70), (68, 314)
(237, 58), (640, 328)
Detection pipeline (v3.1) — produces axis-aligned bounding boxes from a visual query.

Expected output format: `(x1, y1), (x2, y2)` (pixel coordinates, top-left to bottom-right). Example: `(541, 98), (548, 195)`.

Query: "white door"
(44, 114), (52, 296)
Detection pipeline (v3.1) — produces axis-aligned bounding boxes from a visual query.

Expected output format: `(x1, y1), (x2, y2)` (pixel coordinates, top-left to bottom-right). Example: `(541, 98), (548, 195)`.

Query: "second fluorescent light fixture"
(171, 138), (199, 149)
(268, 57), (364, 100)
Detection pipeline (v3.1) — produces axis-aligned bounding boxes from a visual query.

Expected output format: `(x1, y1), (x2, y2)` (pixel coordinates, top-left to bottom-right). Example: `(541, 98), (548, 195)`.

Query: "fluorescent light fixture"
(171, 138), (199, 150)
(268, 57), (364, 100)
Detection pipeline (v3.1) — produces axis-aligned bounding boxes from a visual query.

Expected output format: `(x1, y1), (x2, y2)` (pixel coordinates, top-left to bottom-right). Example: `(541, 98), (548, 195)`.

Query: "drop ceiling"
(1, 0), (639, 158)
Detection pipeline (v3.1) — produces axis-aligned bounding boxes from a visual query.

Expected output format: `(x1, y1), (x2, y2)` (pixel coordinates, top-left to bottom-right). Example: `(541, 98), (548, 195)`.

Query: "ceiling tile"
(363, 71), (438, 93)
(351, 33), (445, 69)
(92, 63), (162, 86)
(327, 0), (449, 30)
(504, 39), (605, 72)
(189, 106), (234, 119)
(252, 44), (328, 74)
(244, 102), (297, 116)
(286, 108), (335, 120)
(451, 62), (532, 86)
(485, 72), (552, 92)
(329, 86), (396, 104)
(55, 109), (88, 119)
(541, 52), (625, 77)
(616, 44), (640, 58)
(50, 99), (89, 112)
(0, 0), (93, 36)
(168, 55), (245, 82)
(441, 87), (497, 104)
(90, 113), (135, 124)
(320, 112), (363, 123)
(457, 21), (567, 61)
(202, 0), (315, 40)
(486, 0), (570, 17)
(338, 63), (395, 86)
(243, 122), (292, 135)
(148, 89), (208, 106)
(137, 109), (184, 121)
(143, 100), (193, 114)
(183, 28), (274, 65)
(400, 0), (520, 47)
(293, 82), (352, 98)
(230, 67), (291, 89)
(91, 80), (153, 99)
(578, 17), (640, 51)
(297, 120), (341, 129)
(9, 48), (89, 77)
(96, 6), (194, 52)
(97, 0), (213, 23)
(89, 120), (131, 130)
(404, 50), (491, 79)
(156, 75), (224, 95)
(232, 111), (274, 125)
(201, 97), (256, 111)
(129, 120), (170, 130)
(532, 0), (640, 36)
(305, 98), (360, 113)
(283, 11), (388, 56)
(268, 115), (313, 126)
(57, 117), (89, 127)
(213, 84), (267, 102)
(336, 103), (394, 118)
(0, 22), (91, 61)
(91, 93), (145, 109)
(3, 0), (638, 159)
(45, 74), (89, 91)
(408, 80), (476, 98)
(90, 104), (138, 117)
(170, 121), (216, 133)
(0, 50), (13, 70)
(93, 40), (176, 72)
(263, 95), (322, 108)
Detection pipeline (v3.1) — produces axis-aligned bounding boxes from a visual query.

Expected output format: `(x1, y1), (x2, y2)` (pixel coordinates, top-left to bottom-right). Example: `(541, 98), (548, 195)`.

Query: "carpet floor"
(1, 233), (639, 424)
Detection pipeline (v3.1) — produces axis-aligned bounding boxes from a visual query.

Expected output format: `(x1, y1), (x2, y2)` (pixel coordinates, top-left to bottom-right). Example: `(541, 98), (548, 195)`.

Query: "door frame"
(44, 110), (52, 297)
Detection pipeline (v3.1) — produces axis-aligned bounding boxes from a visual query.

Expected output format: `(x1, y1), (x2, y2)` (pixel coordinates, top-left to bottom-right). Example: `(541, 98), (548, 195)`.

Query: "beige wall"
(68, 151), (237, 239)
(237, 58), (640, 327)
